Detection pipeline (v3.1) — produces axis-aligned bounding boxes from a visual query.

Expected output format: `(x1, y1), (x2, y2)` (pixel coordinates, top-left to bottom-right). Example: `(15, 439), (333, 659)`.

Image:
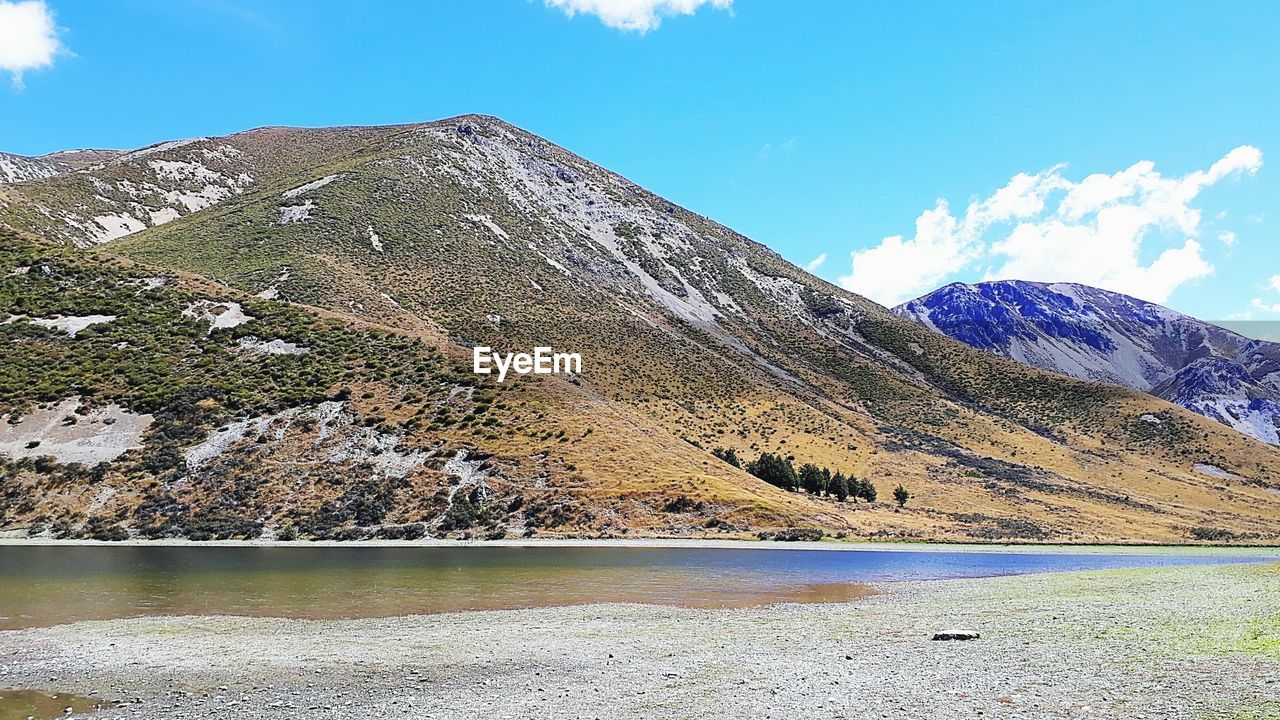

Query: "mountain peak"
(0, 115), (583, 248)
(3, 119), (1280, 542)
(896, 279), (1280, 444)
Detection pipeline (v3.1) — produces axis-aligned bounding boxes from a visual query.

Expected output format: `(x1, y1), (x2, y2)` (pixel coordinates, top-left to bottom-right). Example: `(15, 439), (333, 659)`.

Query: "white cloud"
(804, 252), (826, 272)
(0, 0), (62, 88)
(544, 0), (732, 32)
(839, 146), (1262, 306)
(1246, 276), (1280, 316)
(1219, 230), (1237, 247)
(1251, 298), (1280, 314)
(841, 200), (978, 307)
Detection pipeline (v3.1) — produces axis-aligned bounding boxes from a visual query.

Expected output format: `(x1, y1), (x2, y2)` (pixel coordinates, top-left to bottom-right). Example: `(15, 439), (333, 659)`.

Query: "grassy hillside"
(3, 115), (1279, 543)
(0, 233), (873, 540)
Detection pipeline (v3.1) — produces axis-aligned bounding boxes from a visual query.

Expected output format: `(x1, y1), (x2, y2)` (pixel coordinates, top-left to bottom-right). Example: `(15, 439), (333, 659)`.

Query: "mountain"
(36, 149), (127, 171)
(0, 128), (389, 245)
(894, 280), (1280, 445)
(0, 149), (125, 184)
(0, 151), (67, 184)
(1153, 358), (1280, 444)
(2, 116), (1279, 544)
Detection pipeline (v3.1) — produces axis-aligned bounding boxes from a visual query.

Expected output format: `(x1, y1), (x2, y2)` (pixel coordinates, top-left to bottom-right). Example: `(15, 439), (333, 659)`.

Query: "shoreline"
(3, 535), (1280, 556)
(2, 562), (1276, 719)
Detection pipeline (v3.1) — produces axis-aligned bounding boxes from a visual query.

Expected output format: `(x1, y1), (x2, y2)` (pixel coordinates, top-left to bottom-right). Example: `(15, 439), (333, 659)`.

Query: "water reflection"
(0, 545), (1267, 630)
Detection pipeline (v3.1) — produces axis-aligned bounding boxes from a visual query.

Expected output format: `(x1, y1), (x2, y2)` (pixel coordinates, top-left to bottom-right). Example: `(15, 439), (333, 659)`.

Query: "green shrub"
(893, 484), (910, 508)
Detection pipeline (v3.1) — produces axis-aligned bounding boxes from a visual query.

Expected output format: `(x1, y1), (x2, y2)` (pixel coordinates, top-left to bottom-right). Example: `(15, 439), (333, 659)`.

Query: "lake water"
(0, 691), (112, 720)
(0, 545), (1270, 629)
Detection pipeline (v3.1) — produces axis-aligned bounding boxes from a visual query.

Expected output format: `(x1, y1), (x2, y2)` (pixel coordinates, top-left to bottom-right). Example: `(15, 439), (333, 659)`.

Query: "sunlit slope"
(1, 233), (859, 540)
(6, 115), (1279, 542)
(0, 125), (414, 247)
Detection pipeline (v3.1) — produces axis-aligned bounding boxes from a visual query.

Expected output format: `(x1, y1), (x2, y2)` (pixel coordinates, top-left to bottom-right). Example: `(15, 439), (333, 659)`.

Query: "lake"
(0, 544), (1270, 629)
(0, 691), (112, 720)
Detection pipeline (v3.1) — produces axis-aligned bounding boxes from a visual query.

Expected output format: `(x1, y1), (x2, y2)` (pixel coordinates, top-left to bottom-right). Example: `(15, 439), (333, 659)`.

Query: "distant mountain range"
(894, 281), (1280, 445)
(1, 116), (1278, 544)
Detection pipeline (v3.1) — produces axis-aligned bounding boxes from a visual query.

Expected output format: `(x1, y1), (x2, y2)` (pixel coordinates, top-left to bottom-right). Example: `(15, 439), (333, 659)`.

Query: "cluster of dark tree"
(713, 448), (912, 507)
(758, 527), (825, 542)
(714, 450), (872, 502)
(711, 447), (742, 467)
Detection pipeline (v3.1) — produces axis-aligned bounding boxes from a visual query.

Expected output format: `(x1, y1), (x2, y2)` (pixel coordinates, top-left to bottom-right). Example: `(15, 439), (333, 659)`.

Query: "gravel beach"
(1, 561), (1277, 720)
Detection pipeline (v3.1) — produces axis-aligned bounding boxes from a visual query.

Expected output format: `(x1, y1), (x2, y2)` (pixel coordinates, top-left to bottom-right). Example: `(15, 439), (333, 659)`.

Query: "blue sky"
(2, 0), (1278, 324)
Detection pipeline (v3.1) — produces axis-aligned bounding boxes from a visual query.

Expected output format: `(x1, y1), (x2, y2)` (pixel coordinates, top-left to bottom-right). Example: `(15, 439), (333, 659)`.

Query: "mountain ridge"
(894, 279), (1280, 445)
(0, 151), (68, 184)
(3, 115), (1279, 543)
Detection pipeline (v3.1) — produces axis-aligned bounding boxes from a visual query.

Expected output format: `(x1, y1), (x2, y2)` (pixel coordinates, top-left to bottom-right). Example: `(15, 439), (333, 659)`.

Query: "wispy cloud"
(0, 0), (63, 88)
(1251, 298), (1280, 314)
(757, 137), (797, 160)
(543, 0), (732, 33)
(838, 146), (1262, 307)
(1253, 275), (1280, 315)
(804, 252), (826, 272)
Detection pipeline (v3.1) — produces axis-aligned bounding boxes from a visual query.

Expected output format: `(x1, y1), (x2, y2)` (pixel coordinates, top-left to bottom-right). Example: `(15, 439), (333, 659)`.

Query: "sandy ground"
(0, 562), (1277, 719)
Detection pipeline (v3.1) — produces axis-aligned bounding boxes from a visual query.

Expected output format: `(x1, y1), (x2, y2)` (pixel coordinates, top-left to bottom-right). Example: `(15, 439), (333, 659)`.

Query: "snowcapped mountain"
(894, 280), (1280, 445)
